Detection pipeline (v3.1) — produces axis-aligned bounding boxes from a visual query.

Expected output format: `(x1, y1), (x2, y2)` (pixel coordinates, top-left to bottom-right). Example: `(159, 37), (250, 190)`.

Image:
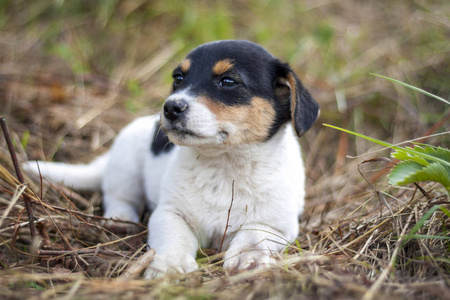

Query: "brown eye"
(173, 75), (184, 85)
(220, 77), (238, 88)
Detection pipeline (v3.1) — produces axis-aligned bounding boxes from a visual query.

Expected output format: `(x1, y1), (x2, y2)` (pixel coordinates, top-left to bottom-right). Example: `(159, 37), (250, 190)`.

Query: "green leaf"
(391, 145), (450, 172)
(389, 145), (450, 192)
(432, 147), (450, 172)
(391, 146), (429, 166)
(389, 162), (450, 192)
(323, 125), (450, 193)
(388, 161), (423, 185)
(322, 124), (450, 168)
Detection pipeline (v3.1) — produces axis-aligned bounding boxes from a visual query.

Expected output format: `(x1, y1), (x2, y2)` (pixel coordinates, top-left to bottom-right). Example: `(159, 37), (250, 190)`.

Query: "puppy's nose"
(163, 100), (189, 121)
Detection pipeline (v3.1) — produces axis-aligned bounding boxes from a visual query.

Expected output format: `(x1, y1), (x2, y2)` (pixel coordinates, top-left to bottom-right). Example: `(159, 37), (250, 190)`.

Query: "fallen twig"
(219, 180), (234, 253)
(0, 185), (26, 229)
(0, 116), (36, 241)
(38, 248), (130, 257)
(119, 247), (155, 280)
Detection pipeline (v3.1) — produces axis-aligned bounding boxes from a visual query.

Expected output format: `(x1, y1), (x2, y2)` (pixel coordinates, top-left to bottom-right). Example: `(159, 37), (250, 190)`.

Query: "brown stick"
(219, 180), (234, 253)
(119, 248), (156, 280)
(0, 116), (36, 241)
(38, 248), (130, 257)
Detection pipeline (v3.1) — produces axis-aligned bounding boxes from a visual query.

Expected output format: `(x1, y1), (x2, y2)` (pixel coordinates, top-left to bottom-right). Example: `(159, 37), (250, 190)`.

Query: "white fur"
(23, 69), (308, 279)
(24, 114), (305, 278)
(146, 120), (305, 277)
(23, 154), (108, 191)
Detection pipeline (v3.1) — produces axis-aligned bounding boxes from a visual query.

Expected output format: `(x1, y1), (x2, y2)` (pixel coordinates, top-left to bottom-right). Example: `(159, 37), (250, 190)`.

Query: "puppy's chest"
(179, 161), (270, 242)
(169, 153), (277, 221)
(186, 157), (260, 206)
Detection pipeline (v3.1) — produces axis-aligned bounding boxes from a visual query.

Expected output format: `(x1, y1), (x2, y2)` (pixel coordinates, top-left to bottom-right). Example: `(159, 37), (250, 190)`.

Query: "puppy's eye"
(173, 75), (184, 85)
(219, 77), (238, 88)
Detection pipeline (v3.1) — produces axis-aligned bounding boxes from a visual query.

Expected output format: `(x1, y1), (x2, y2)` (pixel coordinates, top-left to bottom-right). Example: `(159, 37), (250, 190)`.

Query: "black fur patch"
(170, 40), (319, 140)
(151, 121), (175, 155)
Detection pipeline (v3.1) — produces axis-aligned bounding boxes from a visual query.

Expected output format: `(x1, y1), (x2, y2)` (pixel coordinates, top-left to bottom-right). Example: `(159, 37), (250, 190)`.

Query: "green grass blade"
(20, 130), (30, 149)
(322, 124), (450, 168)
(439, 206), (450, 218)
(402, 234), (450, 240)
(323, 124), (398, 148)
(371, 73), (450, 105)
(401, 205), (442, 246)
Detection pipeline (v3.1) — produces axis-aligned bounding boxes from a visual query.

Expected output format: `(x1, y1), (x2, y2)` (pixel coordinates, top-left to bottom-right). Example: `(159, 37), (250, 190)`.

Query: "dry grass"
(1, 141), (449, 299)
(1, 0), (449, 299)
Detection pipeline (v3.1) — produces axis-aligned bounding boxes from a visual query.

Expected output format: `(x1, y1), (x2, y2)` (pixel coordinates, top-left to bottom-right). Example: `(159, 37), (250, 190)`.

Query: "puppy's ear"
(275, 62), (319, 136)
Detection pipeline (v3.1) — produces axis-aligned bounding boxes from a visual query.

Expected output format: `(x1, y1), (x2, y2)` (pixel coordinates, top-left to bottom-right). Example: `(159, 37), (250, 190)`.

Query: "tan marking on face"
(286, 73), (297, 124)
(200, 97), (276, 144)
(212, 59), (234, 75)
(180, 59), (191, 73)
(274, 78), (291, 104)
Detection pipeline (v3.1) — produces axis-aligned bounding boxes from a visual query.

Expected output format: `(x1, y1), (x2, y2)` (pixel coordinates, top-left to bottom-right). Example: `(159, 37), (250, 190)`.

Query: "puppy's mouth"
(161, 123), (207, 140)
(165, 128), (201, 138)
(161, 123), (228, 145)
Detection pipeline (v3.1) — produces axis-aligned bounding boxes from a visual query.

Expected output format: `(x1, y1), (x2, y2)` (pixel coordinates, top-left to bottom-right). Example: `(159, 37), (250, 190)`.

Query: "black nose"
(163, 100), (189, 121)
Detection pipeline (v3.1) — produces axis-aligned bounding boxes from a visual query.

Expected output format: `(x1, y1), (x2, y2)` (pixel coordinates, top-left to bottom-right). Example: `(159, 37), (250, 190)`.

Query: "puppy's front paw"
(102, 203), (141, 233)
(143, 252), (198, 279)
(224, 248), (276, 271)
(103, 204), (140, 223)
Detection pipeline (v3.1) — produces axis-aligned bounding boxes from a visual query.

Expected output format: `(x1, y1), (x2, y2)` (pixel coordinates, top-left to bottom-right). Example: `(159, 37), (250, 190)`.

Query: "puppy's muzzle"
(163, 99), (189, 121)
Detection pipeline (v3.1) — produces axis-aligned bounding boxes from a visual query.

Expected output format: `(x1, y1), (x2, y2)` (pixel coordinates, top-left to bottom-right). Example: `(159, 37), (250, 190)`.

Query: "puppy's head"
(160, 40), (319, 146)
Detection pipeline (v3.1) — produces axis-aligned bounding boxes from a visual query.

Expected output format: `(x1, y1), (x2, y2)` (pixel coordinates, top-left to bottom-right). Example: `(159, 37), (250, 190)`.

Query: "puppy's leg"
(101, 152), (145, 224)
(144, 207), (199, 278)
(223, 224), (287, 271)
(99, 117), (157, 225)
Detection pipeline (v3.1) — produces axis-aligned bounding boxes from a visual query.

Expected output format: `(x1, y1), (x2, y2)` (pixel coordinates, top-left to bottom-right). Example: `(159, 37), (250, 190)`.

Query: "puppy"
(24, 40), (319, 278)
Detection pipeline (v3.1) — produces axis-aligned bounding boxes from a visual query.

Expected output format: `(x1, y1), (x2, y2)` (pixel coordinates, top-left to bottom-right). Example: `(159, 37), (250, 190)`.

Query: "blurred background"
(0, 0), (449, 203)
